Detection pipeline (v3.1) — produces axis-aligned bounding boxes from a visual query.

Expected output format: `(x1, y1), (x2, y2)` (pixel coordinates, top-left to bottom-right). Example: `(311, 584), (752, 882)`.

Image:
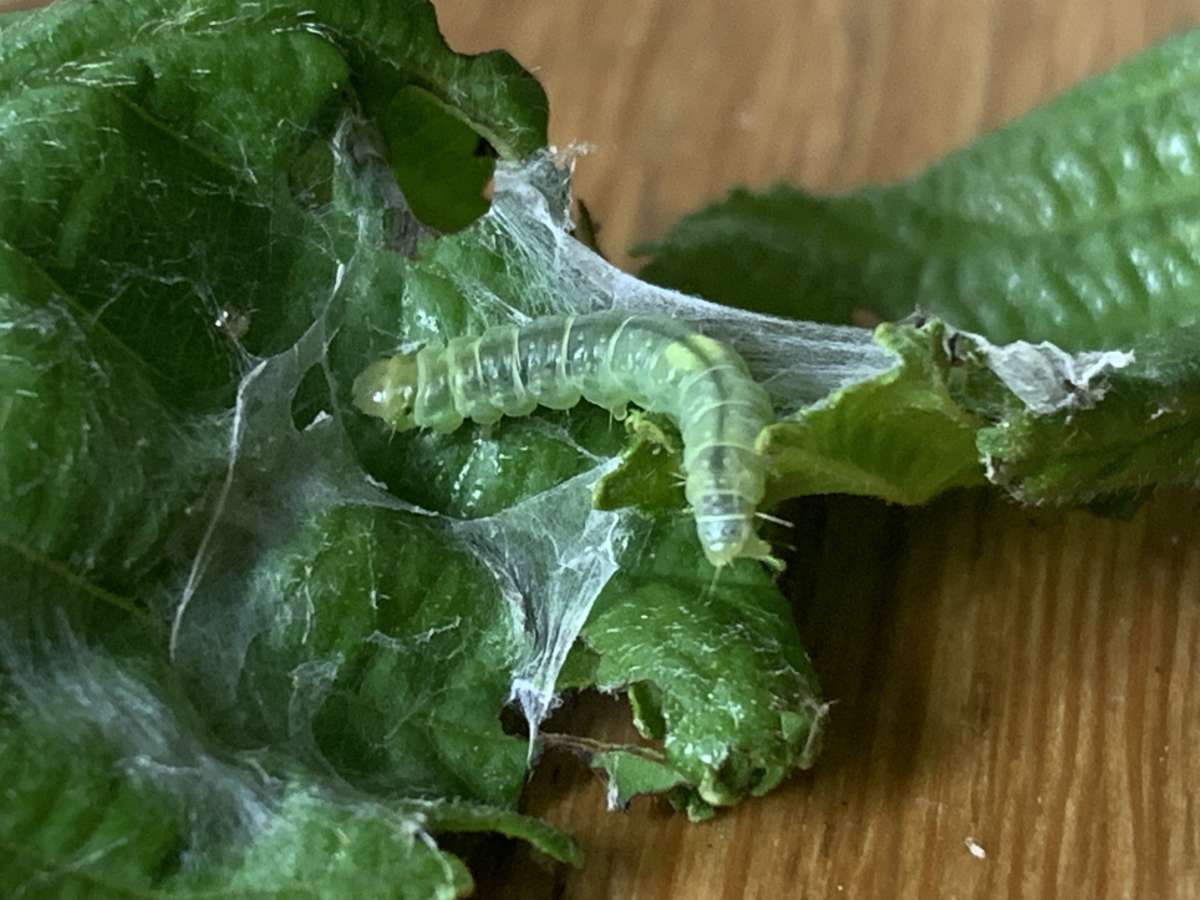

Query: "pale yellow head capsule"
(352, 354), (421, 431)
(698, 520), (772, 568)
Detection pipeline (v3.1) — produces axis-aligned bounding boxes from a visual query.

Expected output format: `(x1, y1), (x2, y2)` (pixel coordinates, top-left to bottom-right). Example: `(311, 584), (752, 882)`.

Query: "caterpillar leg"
(759, 552), (787, 574)
(703, 542), (783, 591)
(755, 510), (794, 528)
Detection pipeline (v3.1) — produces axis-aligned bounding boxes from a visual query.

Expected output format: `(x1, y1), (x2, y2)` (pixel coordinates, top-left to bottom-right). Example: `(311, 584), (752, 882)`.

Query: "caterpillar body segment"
(353, 312), (775, 567)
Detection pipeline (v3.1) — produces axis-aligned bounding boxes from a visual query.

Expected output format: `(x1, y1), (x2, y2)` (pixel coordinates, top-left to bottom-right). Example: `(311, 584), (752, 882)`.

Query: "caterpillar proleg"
(353, 312), (776, 567)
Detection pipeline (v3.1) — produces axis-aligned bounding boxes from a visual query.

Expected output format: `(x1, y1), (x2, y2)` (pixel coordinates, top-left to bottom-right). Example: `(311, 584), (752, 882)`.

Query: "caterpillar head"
(353, 353), (421, 431)
(698, 518), (772, 568)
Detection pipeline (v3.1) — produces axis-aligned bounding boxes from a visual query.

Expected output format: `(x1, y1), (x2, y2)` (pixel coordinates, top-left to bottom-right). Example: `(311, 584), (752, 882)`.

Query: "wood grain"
(427, 2), (1200, 898)
(436, 0), (1200, 269)
(5, 0), (1200, 896)
(467, 493), (1200, 900)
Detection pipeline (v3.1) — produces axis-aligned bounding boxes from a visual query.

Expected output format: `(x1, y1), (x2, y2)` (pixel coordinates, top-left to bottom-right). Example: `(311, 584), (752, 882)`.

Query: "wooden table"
(5, 0), (1200, 896)
(431, 2), (1200, 898)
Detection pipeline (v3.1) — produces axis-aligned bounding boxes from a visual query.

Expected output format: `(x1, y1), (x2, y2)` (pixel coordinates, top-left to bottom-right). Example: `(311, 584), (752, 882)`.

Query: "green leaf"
(639, 29), (1200, 351)
(580, 517), (827, 811)
(759, 314), (1198, 508)
(331, 160), (829, 812)
(640, 29), (1200, 509)
(0, 678), (576, 900)
(960, 327), (1200, 503)
(380, 85), (497, 232)
(181, 793), (581, 898)
(0, 9), (31, 31)
(542, 734), (690, 812)
(0, 240), (207, 589)
(0, 0), (546, 409)
(760, 320), (986, 504)
(0, 47), (347, 406)
(177, 790), (476, 900)
(5, 2), (820, 894)
(593, 750), (691, 811)
(214, 505), (530, 809)
(593, 412), (688, 513)
(0, 0), (547, 158)
(0, 710), (185, 900)
(420, 801), (582, 867)
(1, 0), (575, 894)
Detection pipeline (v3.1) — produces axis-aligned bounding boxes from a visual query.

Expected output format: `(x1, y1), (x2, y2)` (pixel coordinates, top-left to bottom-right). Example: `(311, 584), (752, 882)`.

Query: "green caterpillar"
(352, 311), (776, 567)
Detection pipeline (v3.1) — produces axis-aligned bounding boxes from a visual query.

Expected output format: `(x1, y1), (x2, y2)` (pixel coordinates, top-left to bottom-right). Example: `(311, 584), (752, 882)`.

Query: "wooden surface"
(5, 0), (1200, 897)
(428, 2), (1200, 898)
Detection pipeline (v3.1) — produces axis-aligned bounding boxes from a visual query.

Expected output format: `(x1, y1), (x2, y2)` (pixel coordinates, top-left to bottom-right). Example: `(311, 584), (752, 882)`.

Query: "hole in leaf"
(291, 363), (331, 431)
(472, 135), (499, 159)
(378, 85), (496, 233)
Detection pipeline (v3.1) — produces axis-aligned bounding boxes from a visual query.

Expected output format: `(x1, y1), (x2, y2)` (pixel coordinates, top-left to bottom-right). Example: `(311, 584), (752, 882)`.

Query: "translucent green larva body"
(353, 312), (775, 567)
